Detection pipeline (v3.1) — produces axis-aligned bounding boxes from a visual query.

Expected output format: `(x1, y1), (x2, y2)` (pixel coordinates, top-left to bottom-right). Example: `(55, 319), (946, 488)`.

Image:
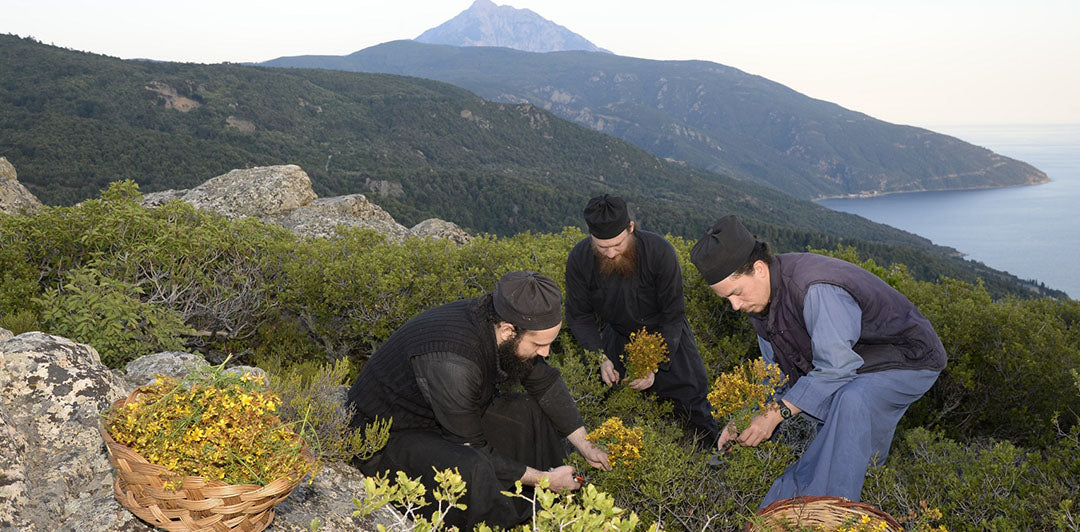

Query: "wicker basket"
(100, 392), (313, 532)
(746, 496), (903, 531)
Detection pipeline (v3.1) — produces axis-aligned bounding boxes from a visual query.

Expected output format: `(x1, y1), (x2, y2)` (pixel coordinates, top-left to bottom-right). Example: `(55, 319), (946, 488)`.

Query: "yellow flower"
(623, 328), (670, 381)
(708, 358), (787, 428)
(587, 417), (645, 470)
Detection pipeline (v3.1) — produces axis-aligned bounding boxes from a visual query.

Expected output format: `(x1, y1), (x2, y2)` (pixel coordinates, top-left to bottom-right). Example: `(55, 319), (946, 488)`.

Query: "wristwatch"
(776, 400), (793, 420)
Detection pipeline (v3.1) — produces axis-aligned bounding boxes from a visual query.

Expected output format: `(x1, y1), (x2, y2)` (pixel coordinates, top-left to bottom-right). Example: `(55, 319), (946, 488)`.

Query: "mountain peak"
(415, 1), (609, 54)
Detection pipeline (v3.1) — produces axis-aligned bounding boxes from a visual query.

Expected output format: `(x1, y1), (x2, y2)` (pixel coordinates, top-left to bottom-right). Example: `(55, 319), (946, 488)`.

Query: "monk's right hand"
(545, 465), (582, 491)
(599, 359), (619, 386)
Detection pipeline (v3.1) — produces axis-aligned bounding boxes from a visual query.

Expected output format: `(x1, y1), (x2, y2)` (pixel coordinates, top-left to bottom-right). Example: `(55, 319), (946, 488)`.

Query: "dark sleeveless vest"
(748, 253), (946, 386)
(346, 297), (498, 431)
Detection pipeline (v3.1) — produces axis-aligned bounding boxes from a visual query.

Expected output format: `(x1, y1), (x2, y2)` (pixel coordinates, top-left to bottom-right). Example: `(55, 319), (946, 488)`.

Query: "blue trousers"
(761, 368), (940, 506)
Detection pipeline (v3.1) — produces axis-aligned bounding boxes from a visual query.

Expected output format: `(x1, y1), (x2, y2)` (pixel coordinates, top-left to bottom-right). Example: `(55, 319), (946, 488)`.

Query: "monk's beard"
(595, 236), (638, 278)
(497, 332), (535, 383)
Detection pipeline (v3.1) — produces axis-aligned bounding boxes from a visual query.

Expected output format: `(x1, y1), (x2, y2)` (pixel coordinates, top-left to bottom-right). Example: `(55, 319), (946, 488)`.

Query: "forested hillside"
(0, 34), (1061, 298)
(262, 40), (1048, 199)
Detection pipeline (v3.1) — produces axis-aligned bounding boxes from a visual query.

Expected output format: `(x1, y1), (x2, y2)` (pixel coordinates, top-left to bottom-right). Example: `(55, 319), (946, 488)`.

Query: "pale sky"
(3, 0), (1078, 127)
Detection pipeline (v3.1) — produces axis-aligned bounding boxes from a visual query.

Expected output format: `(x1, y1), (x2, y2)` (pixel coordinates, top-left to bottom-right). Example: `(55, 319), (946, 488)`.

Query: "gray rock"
(182, 165), (317, 219)
(409, 218), (473, 245)
(0, 157), (15, 181)
(0, 157), (43, 215)
(123, 351), (208, 388)
(0, 328), (12, 341)
(274, 194), (409, 241)
(1, 333), (398, 531)
(139, 188), (188, 207)
(0, 332), (130, 531)
(271, 461), (401, 531)
(363, 178), (404, 198)
(134, 164), (470, 245)
(224, 365), (268, 382)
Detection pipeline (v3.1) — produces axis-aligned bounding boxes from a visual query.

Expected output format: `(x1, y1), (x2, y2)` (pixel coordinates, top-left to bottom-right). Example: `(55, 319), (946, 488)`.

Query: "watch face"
(778, 403), (791, 418)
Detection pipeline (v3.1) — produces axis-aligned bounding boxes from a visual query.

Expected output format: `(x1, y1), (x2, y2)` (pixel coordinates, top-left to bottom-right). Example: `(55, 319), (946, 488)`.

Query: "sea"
(818, 124), (1080, 300)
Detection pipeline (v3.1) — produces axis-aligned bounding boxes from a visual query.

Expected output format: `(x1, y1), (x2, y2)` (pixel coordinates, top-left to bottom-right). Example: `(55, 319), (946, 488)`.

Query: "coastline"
(814, 122), (1078, 299)
(812, 179), (1051, 202)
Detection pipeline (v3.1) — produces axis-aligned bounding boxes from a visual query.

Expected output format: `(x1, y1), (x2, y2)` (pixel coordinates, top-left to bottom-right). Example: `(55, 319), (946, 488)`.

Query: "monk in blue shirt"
(690, 215), (946, 506)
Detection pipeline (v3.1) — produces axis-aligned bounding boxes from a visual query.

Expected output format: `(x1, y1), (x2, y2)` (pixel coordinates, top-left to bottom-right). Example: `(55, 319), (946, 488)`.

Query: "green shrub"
(863, 428), (1042, 530)
(266, 357), (390, 464)
(354, 467), (662, 531)
(241, 315), (331, 371)
(6, 181), (292, 350)
(36, 265), (193, 366)
(0, 216), (42, 318)
(548, 338), (612, 425)
(0, 308), (40, 335)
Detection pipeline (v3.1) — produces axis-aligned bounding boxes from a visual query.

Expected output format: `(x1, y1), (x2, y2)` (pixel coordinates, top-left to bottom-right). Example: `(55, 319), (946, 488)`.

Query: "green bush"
(0, 308), (39, 335)
(266, 357), (390, 464)
(864, 428), (1041, 530)
(36, 265), (193, 366)
(0, 217), (42, 318)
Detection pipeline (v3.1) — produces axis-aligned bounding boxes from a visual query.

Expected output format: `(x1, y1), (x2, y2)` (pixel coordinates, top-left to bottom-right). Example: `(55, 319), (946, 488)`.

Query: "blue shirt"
(759, 283), (863, 420)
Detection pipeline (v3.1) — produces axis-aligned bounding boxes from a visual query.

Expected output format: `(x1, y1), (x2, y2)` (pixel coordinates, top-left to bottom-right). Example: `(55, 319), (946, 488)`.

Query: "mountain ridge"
(263, 40), (1047, 200)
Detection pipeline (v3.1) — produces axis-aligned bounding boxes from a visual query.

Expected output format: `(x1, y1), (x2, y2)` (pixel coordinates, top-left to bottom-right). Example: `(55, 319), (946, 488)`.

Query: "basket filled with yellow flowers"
(99, 365), (315, 532)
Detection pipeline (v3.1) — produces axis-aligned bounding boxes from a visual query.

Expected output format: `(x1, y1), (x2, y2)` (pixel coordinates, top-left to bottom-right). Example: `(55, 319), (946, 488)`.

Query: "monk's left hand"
(579, 440), (611, 471)
(626, 371), (655, 390)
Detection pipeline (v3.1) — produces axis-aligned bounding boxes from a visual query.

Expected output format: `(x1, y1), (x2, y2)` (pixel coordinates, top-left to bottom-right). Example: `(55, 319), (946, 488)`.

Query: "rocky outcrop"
(0, 157), (44, 215)
(142, 165), (471, 244)
(410, 218), (472, 245)
(138, 188), (187, 208)
(180, 165), (318, 220)
(274, 194), (409, 241)
(0, 333), (398, 531)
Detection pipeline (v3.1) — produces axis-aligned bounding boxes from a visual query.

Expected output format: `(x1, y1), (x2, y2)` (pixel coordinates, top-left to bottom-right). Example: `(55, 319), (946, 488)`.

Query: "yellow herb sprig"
(707, 357), (787, 433)
(623, 327), (669, 382)
(586, 417), (645, 471)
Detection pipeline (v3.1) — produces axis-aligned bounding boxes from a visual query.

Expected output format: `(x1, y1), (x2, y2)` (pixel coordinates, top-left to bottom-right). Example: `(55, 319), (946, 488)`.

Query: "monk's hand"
(717, 422), (737, 452)
(736, 413), (780, 447)
(568, 426), (611, 470)
(580, 440), (611, 471)
(599, 358), (620, 386)
(545, 465), (582, 491)
(626, 371), (655, 390)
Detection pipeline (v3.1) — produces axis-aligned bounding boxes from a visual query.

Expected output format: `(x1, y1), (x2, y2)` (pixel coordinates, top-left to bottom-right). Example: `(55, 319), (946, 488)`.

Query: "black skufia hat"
(493, 271), (563, 330)
(583, 194), (630, 239)
(690, 215), (757, 285)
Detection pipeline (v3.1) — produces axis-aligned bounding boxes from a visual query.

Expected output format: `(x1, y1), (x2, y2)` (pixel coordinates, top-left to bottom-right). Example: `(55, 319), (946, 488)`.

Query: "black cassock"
(565, 229), (718, 445)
